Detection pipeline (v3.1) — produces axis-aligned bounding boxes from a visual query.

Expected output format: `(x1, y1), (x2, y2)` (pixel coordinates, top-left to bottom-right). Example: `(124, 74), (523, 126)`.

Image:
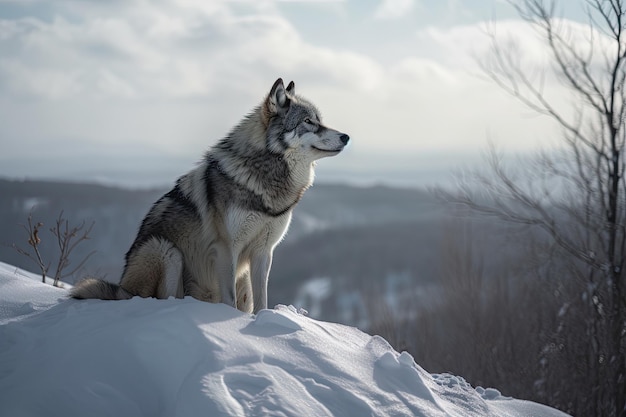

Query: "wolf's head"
(262, 78), (350, 161)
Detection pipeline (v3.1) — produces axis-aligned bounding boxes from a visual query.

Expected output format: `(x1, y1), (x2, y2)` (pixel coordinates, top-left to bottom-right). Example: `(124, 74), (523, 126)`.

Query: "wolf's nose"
(340, 134), (350, 145)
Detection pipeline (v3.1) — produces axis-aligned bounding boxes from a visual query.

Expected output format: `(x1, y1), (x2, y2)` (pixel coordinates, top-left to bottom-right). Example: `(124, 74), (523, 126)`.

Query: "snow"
(0, 263), (68, 324)
(0, 261), (570, 417)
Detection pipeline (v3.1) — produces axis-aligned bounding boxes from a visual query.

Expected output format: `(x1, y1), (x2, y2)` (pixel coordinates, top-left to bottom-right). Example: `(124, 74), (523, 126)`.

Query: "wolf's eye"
(304, 118), (312, 125)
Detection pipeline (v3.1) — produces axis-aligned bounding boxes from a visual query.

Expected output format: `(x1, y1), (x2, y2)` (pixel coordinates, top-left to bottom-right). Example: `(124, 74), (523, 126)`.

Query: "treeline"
(393, 1), (626, 415)
(367, 217), (593, 416)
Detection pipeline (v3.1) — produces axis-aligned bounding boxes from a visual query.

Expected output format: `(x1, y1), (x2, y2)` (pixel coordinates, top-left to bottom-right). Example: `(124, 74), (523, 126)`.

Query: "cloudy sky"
(0, 0), (589, 188)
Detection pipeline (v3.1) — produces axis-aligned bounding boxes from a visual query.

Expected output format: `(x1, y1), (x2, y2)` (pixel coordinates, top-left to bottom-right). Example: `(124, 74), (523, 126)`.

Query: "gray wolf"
(71, 78), (349, 313)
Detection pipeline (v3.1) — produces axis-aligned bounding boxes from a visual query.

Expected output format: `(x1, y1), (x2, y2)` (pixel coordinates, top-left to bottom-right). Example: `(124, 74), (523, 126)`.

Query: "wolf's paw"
(191, 288), (217, 303)
(236, 291), (253, 314)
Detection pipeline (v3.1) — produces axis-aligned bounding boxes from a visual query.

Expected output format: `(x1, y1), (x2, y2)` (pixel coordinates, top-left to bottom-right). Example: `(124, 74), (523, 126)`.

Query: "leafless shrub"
(10, 209), (95, 287)
(48, 211), (96, 287)
(10, 211), (48, 283)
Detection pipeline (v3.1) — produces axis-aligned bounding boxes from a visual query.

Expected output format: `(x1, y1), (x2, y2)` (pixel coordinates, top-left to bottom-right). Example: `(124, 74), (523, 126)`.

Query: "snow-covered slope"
(0, 262), (570, 417)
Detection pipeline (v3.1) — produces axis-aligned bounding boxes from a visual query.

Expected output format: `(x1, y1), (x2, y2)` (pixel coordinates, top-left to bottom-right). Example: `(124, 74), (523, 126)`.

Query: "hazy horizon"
(0, 147), (489, 189)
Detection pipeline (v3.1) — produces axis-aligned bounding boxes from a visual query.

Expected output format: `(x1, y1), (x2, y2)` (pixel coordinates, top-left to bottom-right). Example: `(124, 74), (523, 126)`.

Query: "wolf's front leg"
(250, 251), (273, 314)
(216, 252), (237, 309)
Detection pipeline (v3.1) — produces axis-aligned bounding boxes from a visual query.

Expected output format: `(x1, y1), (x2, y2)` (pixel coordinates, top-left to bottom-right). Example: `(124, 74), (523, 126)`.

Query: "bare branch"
(8, 210), (96, 288)
(49, 212), (96, 287)
(449, 1), (626, 414)
(9, 210), (49, 283)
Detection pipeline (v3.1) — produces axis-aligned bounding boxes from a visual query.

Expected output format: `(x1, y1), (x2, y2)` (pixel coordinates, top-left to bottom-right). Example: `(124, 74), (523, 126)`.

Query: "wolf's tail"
(71, 278), (133, 300)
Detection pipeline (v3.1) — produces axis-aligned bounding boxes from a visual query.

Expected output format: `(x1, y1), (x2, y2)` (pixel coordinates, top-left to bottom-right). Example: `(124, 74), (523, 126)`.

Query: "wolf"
(71, 78), (349, 313)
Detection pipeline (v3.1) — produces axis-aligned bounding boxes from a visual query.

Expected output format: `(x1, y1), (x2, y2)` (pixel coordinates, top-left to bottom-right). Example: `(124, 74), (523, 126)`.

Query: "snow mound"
(0, 263), (67, 324)
(0, 262), (570, 417)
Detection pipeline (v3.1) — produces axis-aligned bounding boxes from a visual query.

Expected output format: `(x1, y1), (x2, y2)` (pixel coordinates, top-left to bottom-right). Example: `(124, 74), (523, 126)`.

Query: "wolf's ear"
(286, 81), (295, 96)
(266, 78), (290, 116)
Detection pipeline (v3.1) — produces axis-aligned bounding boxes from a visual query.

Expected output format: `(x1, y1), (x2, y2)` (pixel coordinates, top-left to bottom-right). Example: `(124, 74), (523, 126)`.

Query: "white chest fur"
(222, 206), (292, 312)
(226, 207), (292, 253)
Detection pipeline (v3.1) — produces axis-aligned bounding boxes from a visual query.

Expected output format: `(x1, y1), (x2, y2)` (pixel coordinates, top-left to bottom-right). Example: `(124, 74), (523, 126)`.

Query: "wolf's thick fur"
(71, 78), (349, 313)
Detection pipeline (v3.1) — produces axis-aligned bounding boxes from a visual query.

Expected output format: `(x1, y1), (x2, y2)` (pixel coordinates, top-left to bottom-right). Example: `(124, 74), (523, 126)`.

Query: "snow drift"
(0, 262), (570, 417)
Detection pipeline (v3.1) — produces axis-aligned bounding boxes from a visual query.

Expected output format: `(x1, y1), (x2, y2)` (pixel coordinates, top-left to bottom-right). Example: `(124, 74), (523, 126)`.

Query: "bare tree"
(438, 1), (626, 415)
(11, 210), (96, 287)
(48, 211), (96, 287)
(10, 211), (48, 283)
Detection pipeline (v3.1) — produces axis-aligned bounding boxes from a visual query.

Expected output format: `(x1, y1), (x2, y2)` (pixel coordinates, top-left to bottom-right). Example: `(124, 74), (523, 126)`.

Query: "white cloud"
(0, 0), (608, 186)
(373, 0), (414, 20)
(0, 2), (385, 100)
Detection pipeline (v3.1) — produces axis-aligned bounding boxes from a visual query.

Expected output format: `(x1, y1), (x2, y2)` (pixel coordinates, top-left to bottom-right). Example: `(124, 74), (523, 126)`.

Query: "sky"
(0, 0), (591, 188)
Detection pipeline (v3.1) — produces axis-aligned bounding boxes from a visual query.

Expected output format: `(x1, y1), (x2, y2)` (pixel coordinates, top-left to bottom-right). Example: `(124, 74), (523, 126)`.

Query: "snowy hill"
(0, 262), (570, 417)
